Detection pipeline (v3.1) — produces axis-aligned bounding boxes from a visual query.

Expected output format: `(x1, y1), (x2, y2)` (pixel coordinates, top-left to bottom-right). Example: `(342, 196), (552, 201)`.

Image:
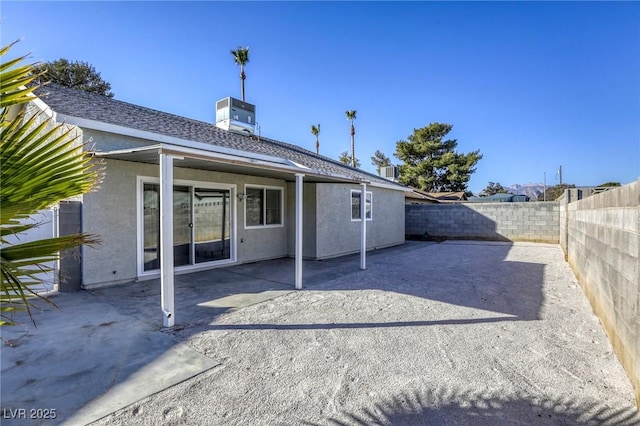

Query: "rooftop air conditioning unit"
(215, 97), (256, 135)
(380, 165), (399, 182)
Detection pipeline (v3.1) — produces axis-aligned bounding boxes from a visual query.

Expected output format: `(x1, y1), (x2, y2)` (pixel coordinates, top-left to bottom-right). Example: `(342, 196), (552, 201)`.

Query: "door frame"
(136, 175), (237, 279)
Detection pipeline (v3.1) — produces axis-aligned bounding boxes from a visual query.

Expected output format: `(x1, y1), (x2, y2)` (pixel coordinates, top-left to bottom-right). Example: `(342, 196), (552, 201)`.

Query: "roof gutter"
(94, 144), (362, 184)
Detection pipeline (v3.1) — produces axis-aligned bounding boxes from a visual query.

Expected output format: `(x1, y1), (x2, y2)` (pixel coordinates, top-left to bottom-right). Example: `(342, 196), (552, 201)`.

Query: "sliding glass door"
(142, 182), (233, 273)
(173, 186), (192, 267)
(194, 189), (231, 263)
(142, 183), (160, 271)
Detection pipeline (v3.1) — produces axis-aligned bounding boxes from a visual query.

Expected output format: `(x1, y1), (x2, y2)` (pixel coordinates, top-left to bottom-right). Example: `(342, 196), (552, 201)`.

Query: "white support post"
(295, 174), (304, 289)
(360, 182), (367, 270)
(160, 153), (175, 327)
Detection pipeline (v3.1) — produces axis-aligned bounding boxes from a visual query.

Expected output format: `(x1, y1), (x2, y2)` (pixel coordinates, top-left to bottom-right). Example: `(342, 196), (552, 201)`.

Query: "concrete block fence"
(405, 180), (639, 405)
(405, 202), (559, 243)
(560, 180), (640, 406)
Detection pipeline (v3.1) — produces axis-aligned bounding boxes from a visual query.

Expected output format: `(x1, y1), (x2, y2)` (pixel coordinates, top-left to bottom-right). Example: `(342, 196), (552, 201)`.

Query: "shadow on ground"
(307, 240), (545, 321)
(84, 240), (544, 330)
(0, 241), (613, 425)
(309, 385), (640, 426)
(88, 266), (296, 327)
(165, 240), (545, 335)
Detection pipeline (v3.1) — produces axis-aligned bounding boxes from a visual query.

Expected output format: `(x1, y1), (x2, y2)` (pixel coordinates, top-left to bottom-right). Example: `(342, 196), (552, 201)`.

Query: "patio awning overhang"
(42, 97), (385, 328)
(93, 143), (370, 328)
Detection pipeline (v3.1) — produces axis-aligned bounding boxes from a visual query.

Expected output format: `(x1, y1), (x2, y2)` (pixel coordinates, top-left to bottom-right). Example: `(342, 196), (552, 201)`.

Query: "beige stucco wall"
(286, 182), (317, 258)
(83, 160), (139, 286)
(82, 158), (288, 287)
(84, 129), (155, 151)
(315, 183), (405, 259)
(80, 129), (405, 285)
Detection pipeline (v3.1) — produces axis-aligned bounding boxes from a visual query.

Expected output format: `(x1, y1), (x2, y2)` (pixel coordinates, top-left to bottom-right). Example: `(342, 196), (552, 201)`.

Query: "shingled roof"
(35, 84), (403, 188)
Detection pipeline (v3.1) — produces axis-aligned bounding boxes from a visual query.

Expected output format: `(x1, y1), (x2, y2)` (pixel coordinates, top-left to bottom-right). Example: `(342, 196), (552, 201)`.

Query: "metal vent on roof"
(216, 98), (229, 110)
(215, 96), (256, 135)
(380, 166), (399, 182)
(230, 98), (255, 113)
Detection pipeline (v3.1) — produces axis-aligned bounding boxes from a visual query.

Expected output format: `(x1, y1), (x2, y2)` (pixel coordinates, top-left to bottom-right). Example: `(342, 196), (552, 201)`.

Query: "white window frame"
(351, 189), (373, 221)
(243, 184), (285, 229)
(136, 175), (237, 279)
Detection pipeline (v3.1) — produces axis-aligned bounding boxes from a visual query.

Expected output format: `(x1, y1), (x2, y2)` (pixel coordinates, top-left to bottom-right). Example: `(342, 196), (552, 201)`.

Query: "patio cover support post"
(295, 173), (304, 289)
(360, 182), (367, 270)
(160, 153), (175, 327)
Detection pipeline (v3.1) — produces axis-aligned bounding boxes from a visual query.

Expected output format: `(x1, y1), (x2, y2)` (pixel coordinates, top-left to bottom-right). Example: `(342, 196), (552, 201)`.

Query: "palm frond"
(1, 110), (100, 224)
(2, 234), (100, 263)
(230, 46), (250, 65)
(0, 42), (44, 108)
(1, 41), (103, 326)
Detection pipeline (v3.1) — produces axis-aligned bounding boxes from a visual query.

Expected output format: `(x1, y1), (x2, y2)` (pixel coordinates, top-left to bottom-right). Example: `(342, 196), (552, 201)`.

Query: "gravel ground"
(91, 241), (639, 425)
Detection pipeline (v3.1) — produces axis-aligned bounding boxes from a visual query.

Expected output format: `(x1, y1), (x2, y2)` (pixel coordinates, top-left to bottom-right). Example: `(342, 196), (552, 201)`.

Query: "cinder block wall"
(561, 180), (640, 405)
(405, 202), (559, 243)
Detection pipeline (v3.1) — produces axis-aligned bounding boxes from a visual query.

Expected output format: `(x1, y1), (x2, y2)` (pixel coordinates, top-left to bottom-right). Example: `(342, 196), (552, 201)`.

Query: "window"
(245, 187), (263, 226)
(245, 185), (283, 227)
(351, 190), (372, 221)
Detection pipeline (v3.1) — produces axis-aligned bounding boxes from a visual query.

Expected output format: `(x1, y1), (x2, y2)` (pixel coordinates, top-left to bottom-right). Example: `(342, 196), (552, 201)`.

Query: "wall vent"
(380, 165), (399, 182)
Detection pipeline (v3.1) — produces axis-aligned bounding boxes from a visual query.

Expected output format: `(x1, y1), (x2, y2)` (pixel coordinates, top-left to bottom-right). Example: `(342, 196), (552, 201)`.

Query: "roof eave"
(94, 143), (369, 184)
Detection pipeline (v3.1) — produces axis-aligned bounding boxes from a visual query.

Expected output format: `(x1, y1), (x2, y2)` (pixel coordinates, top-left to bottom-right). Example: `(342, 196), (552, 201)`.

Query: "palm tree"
(345, 110), (357, 167)
(311, 124), (320, 154)
(230, 46), (250, 101)
(338, 151), (361, 168)
(1, 41), (101, 325)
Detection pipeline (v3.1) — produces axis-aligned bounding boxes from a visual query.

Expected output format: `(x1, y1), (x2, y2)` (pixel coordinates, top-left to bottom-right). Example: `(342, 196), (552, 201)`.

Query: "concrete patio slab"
(2, 241), (639, 425)
(0, 291), (220, 426)
(1, 262), (297, 425)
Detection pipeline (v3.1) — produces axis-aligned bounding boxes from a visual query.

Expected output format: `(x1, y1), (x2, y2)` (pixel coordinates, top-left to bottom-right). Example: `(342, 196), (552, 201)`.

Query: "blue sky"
(2, 1), (639, 193)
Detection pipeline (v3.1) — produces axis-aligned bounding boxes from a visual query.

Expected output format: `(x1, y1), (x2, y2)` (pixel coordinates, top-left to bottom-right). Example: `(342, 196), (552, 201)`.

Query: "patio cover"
(94, 142), (370, 326)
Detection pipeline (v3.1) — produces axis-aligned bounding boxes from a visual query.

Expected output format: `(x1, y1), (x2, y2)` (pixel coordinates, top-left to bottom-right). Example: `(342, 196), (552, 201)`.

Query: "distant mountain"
(506, 183), (546, 200)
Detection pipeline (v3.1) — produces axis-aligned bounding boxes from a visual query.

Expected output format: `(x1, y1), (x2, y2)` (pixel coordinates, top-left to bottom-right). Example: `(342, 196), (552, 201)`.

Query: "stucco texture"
(82, 159), (289, 287)
(315, 184), (405, 259)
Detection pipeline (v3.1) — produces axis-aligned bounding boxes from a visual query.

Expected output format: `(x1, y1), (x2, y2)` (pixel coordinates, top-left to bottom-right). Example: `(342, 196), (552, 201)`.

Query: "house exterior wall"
(82, 158), (288, 287)
(405, 202), (560, 243)
(83, 129), (156, 151)
(315, 184), (405, 259)
(82, 159), (139, 287)
(560, 180), (640, 405)
(76, 128), (406, 285)
(286, 182), (317, 258)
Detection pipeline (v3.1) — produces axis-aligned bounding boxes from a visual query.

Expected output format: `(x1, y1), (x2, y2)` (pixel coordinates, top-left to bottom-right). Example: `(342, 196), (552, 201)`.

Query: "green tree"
(230, 46), (250, 102)
(371, 150), (391, 174)
(345, 110), (357, 167)
(311, 123), (320, 155)
(480, 182), (509, 196)
(597, 181), (621, 187)
(338, 151), (360, 168)
(32, 58), (113, 97)
(537, 184), (575, 201)
(1, 41), (101, 325)
(394, 122), (482, 192)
